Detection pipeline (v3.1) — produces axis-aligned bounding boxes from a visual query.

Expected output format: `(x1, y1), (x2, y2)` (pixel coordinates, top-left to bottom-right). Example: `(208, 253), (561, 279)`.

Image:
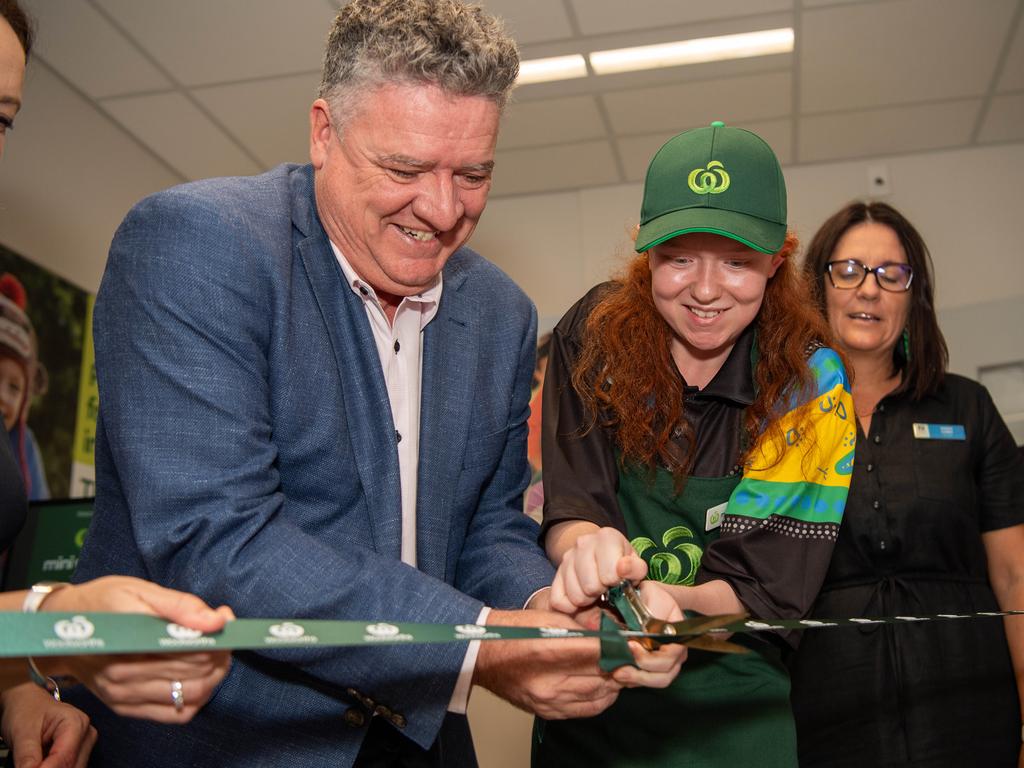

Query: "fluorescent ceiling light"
(589, 28), (794, 75)
(517, 54), (588, 85)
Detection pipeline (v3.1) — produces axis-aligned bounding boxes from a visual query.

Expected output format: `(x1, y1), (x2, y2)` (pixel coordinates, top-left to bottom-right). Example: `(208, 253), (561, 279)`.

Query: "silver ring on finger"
(170, 680), (185, 713)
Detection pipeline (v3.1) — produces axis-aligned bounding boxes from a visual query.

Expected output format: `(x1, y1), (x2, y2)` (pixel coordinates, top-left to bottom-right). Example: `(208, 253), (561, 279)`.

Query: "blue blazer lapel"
(291, 168), (402, 560)
(418, 264), (478, 582)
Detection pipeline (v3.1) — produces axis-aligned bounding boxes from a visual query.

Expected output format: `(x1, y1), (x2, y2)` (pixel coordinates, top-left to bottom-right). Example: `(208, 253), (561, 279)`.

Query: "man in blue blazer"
(67, 1), (623, 765)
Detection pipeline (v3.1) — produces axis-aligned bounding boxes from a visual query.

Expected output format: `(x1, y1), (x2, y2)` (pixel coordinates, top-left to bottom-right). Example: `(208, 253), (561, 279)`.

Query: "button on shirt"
(331, 244), (482, 713)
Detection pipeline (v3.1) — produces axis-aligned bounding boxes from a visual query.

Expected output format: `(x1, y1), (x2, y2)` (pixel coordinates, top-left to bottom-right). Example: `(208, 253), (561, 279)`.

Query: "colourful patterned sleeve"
(695, 347), (856, 633)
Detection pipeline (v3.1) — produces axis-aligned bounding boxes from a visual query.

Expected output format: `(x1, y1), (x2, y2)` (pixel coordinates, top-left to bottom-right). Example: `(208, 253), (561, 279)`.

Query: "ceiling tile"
(513, 54), (792, 105)
(491, 141), (619, 196)
(800, 0), (874, 6)
(997, 12), (1024, 92)
(480, 0), (574, 45)
(24, 0), (171, 98)
(101, 92), (263, 180)
(978, 93), (1024, 144)
(618, 117), (792, 182)
(602, 71), (791, 136)
(798, 101), (978, 163)
(193, 75), (319, 168)
(569, 0), (792, 36)
(498, 95), (606, 149)
(801, 0), (1016, 112)
(94, 0), (334, 86)
(740, 117), (793, 166)
(617, 133), (671, 182)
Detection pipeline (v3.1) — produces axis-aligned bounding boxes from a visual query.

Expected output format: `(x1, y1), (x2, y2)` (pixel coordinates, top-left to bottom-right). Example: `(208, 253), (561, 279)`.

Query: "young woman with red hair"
(532, 123), (856, 767)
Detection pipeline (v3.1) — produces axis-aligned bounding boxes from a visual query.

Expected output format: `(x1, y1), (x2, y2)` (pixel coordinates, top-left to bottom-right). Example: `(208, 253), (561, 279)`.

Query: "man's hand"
(472, 609), (621, 720)
(40, 576), (234, 723)
(0, 683), (97, 768)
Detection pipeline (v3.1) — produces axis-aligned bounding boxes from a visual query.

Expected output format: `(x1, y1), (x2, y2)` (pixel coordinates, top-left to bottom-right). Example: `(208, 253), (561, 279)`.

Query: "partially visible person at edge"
(524, 333), (552, 522)
(531, 122), (857, 767)
(0, 2), (233, 766)
(64, 1), (670, 766)
(1, 272), (51, 500)
(789, 201), (1024, 767)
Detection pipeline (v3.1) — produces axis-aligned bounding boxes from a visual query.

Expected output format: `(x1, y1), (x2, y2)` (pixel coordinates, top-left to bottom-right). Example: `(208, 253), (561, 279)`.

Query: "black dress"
(788, 374), (1024, 767)
(0, 433), (28, 552)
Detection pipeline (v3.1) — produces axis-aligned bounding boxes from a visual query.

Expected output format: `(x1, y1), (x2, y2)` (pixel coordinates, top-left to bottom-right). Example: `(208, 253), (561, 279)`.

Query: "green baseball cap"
(635, 121), (787, 254)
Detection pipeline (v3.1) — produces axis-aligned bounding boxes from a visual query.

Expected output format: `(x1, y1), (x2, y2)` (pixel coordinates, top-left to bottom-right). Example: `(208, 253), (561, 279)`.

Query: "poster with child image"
(0, 242), (92, 500)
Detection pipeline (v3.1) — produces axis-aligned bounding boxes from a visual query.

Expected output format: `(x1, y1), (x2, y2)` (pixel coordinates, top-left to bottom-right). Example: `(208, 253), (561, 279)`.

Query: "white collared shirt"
(332, 243), (441, 568)
(330, 242), (484, 713)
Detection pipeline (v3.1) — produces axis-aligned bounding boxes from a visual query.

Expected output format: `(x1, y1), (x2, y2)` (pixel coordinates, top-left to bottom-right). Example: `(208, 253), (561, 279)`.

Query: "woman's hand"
(612, 580), (687, 689)
(549, 527), (686, 688)
(0, 683), (97, 768)
(549, 526), (647, 614)
(39, 576), (234, 723)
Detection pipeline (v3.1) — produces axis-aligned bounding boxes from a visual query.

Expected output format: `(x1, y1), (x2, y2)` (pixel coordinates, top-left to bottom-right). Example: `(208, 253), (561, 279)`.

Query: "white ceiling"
(17, 0), (1024, 200)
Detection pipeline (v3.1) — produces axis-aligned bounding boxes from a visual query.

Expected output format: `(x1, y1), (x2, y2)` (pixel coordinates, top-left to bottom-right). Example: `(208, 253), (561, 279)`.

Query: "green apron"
(532, 463), (797, 768)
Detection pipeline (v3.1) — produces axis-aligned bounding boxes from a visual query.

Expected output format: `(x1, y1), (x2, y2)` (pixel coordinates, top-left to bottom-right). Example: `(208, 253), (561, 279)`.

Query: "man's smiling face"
(310, 82), (500, 303)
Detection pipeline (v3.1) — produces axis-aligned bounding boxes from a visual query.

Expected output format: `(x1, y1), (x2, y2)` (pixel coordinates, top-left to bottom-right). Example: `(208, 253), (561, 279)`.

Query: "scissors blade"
(661, 612), (749, 636)
(680, 635), (750, 654)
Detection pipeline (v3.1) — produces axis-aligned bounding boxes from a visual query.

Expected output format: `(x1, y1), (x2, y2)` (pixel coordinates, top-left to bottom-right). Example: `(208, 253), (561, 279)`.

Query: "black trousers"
(353, 716), (445, 768)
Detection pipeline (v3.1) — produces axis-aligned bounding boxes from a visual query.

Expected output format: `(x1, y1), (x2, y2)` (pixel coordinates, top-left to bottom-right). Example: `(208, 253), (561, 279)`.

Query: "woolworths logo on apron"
(631, 526), (704, 586)
(687, 161), (730, 194)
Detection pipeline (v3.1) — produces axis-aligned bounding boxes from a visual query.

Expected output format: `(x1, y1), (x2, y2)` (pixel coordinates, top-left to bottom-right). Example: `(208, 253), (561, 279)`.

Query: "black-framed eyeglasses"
(825, 260), (914, 292)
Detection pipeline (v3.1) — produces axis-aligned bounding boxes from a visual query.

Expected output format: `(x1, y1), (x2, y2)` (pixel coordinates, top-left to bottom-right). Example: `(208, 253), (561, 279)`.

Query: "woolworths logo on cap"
(687, 161), (730, 195)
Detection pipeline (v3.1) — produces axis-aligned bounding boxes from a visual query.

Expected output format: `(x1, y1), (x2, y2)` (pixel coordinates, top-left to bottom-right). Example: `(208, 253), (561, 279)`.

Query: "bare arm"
(983, 524), (1024, 727)
(660, 579), (744, 616)
(545, 520), (600, 564)
(0, 589), (30, 611)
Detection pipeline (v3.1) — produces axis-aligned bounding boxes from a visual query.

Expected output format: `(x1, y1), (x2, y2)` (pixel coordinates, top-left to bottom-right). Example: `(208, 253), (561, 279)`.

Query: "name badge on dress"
(912, 422), (966, 440)
(706, 502), (727, 531)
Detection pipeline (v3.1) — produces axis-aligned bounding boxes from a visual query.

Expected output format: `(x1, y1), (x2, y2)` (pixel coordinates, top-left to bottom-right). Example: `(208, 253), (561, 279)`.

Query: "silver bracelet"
(22, 581), (72, 701)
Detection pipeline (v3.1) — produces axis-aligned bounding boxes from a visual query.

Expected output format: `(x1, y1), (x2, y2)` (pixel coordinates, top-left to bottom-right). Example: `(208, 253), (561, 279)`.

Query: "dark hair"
(802, 201), (947, 400)
(0, 0), (33, 61)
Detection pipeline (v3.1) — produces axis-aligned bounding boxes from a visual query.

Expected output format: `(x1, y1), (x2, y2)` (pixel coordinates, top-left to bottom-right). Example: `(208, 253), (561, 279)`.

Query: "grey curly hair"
(319, 0), (519, 128)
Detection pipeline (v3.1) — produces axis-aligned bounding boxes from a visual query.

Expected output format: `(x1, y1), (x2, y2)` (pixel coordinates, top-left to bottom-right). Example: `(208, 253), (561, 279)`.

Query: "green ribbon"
(599, 583), (643, 671)
(1, 613), (618, 658)
(2, 608), (1021, 658)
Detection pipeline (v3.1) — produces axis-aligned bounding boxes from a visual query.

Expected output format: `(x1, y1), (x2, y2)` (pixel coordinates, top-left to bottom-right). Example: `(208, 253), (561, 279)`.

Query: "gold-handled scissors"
(599, 580), (750, 654)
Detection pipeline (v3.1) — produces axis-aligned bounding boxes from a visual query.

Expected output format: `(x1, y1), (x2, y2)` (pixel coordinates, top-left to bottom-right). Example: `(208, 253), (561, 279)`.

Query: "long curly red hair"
(571, 232), (838, 484)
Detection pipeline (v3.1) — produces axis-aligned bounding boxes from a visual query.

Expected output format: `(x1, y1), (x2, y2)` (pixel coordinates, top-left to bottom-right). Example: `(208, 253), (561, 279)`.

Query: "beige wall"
(468, 689), (534, 768)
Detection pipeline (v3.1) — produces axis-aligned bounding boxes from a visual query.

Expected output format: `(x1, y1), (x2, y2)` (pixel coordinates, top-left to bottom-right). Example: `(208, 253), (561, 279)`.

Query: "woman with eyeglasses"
(789, 201), (1024, 767)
